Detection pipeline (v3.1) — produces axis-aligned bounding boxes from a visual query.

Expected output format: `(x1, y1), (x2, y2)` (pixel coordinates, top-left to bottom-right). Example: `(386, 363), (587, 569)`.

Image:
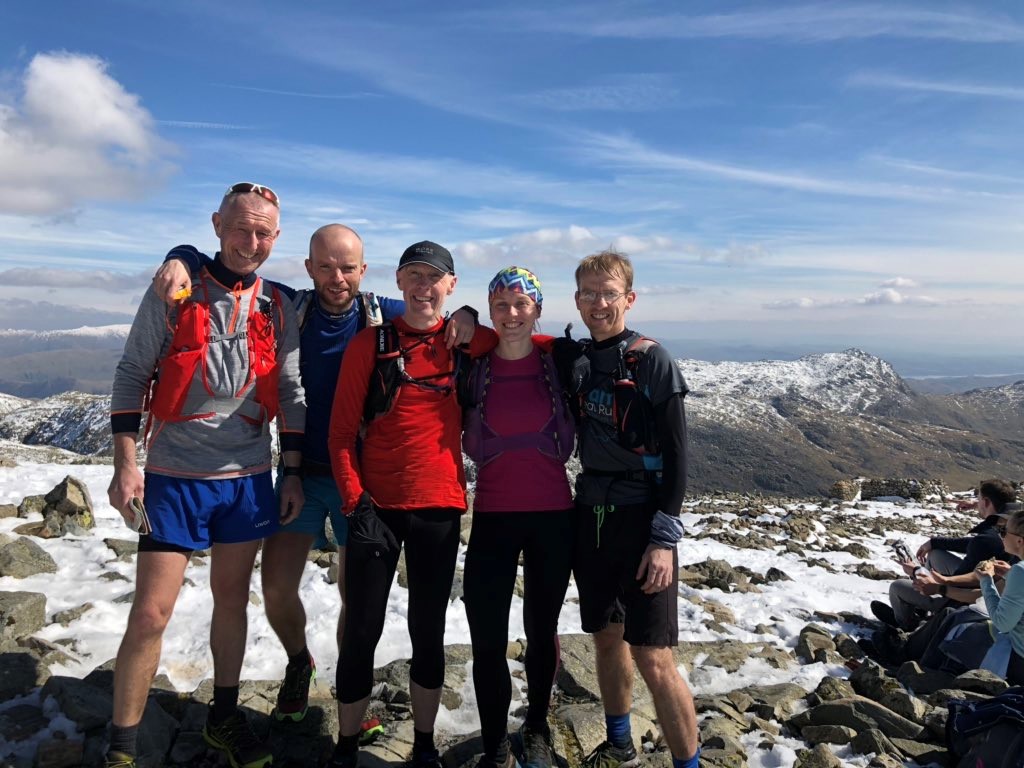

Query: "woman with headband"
(462, 266), (577, 768)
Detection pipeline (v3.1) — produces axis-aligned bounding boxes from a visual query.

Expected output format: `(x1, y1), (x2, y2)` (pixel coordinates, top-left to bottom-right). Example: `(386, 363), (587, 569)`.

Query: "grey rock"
(554, 702), (656, 756)
(764, 567), (792, 582)
(850, 660), (930, 723)
(852, 564), (900, 581)
(849, 728), (900, 757)
(0, 537), (58, 578)
(104, 538), (138, 558)
(954, 668), (1009, 695)
(0, 649), (50, 700)
(734, 683), (808, 720)
(700, 748), (748, 768)
(895, 661), (957, 695)
(0, 702), (48, 740)
(700, 716), (746, 754)
(34, 734), (84, 768)
(681, 558), (761, 593)
(801, 725), (857, 745)
(794, 743), (843, 768)
(796, 626), (836, 663)
(834, 633), (865, 660)
(0, 503), (17, 518)
(795, 696), (924, 739)
(889, 737), (948, 762)
(17, 494), (46, 518)
(0, 591), (46, 640)
(43, 474), (96, 534)
(52, 602), (93, 626)
(39, 676), (112, 731)
(811, 676), (855, 704)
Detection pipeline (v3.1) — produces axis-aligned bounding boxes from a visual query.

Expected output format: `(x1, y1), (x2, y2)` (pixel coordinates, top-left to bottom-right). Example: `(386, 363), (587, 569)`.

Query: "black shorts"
(573, 502), (678, 647)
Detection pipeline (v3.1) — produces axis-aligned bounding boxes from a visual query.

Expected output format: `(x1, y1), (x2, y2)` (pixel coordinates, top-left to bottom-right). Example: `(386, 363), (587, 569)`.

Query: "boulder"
(954, 669), (1009, 696)
(830, 480), (860, 502)
(850, 660), (930, 723)
(34, 734), (84, 768)
(43, 475), (95, 534)
(794, 743), (843, 768)
(0, 650), (50, 700)
(0, 591), (46, 640)
(0, 503), (17, 518)
(790, 696), (924, 739)
(796, 626), (836, 663)
(849, 728), (900, 757)
(104, 538), (138, 558)
(0, 537), (58, 578)
(801, 725), (857, 745)
(17, 494), (46, 518)
(895, 661), (957, 696)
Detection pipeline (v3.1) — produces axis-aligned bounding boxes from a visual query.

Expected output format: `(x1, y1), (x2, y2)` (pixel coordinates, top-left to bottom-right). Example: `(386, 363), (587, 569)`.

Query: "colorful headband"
(488, 266), (543, 307)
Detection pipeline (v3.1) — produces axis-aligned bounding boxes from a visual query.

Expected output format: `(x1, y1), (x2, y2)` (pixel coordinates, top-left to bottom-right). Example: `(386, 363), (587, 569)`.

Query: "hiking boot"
(103, 752), (136, 768)
(520, 724), (554, 768)
(581, 741), (640, 768)
(274, 651), (316, 722)
(203, 706), (273, 768)
(870, 600), (898, 628)
(409, 748), (444, 768)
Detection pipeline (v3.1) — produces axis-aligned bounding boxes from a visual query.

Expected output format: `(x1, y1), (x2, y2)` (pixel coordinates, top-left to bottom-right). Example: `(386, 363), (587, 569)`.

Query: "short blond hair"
(575, 249), (634, 291)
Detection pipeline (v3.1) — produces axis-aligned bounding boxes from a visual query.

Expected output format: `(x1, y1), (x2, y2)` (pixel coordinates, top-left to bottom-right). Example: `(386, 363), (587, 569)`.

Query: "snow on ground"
(0, 461), (973, 765)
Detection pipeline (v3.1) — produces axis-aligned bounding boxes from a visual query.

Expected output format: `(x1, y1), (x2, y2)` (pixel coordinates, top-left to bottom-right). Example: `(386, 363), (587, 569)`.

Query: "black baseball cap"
(398, 240), (454, 275)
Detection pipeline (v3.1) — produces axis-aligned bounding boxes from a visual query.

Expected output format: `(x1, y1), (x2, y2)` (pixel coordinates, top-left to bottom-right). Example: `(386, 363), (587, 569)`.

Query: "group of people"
(104, 182), (701, 768)
(865, 479), (1024, 684)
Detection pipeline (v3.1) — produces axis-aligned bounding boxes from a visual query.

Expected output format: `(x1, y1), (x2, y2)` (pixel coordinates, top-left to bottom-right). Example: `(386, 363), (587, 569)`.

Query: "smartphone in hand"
(128, 497), (152, 536)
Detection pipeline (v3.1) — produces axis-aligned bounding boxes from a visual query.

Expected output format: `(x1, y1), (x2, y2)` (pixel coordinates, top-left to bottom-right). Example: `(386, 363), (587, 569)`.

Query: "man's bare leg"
(209, 540), (261, 686)
(594, 623), (634, 717)
(632, 646), (699, 760)
(261, 531), (316, 655)
(112, 551), (190, 725)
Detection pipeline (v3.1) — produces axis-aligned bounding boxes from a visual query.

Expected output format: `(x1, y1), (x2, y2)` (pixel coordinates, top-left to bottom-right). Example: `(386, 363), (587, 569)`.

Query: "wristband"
(282, 465), (302, 477)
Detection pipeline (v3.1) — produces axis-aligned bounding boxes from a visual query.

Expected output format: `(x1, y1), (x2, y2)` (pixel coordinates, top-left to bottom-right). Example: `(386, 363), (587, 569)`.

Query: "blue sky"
(1, 1), (1022, 371)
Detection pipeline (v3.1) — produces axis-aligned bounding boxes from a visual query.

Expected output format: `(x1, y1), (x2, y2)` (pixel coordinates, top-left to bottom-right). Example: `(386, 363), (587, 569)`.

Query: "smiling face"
(211, 195), (280, 277)
(490, 288), (540, 345)
(305, 225), (366, 314)
(575, 270), (636, 342)
(396, 264), (456, 328)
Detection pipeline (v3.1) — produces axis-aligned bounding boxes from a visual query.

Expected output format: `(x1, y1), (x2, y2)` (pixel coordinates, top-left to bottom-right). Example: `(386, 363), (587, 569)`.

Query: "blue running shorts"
(143, 471), (278, 550)
(275, 471), (348, 548)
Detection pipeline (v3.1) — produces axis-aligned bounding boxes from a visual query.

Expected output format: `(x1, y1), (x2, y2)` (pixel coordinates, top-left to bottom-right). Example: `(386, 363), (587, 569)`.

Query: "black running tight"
(463, 509), (574, 758)
(337, 507), (461, 702)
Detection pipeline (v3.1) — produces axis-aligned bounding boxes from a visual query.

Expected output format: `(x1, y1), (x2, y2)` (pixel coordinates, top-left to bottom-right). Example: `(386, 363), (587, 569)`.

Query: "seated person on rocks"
(872, 478), (1015, 630)
(975, 507), (1024, 685)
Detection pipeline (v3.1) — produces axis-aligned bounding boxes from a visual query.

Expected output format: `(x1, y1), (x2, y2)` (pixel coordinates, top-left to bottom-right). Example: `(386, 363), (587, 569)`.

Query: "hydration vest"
(557, 330), (661, 456)
(293, 290), (383, 334)
(144, 271), (284, 444)
(361, 321), (470, 430)
(461, 349), (576, 467)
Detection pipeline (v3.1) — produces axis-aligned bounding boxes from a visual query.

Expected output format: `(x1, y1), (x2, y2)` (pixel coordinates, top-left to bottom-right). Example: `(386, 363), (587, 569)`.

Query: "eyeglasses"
(578, 290), (627, 304)
(225, 182), (280, 208)
(997, 525), (1020, 538)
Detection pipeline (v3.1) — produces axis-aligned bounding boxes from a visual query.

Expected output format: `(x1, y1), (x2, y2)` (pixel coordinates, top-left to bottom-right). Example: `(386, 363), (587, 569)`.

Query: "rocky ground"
(0, 470), (1002, 768)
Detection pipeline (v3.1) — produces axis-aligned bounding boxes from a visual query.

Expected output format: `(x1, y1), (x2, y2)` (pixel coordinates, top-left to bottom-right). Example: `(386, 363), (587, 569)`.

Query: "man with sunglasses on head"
(550, 250), (700, 768)
(152, 229), (476, 738)
(106, 182), (305, 768)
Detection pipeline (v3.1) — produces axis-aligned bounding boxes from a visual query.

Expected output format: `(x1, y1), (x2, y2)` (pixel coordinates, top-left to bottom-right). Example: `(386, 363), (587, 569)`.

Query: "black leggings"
(463, 510), (574, 758)
(337, 507), (461, 703)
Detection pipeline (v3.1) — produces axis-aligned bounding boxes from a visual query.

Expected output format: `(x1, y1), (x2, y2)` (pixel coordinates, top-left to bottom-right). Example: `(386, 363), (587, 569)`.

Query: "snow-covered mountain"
(0, 326), (129, 398)
(0, 348), (1020, 494)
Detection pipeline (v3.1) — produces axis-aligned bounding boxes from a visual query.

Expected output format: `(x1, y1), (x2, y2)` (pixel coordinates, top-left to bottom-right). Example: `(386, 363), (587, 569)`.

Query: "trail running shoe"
(409, 747), (444, 768)
(475, 752), (520, 768)
(103, 752), (136, 768)
(581, 741), (640, 768)
(359, 717), (385, 745)
(203, 706), (273, 768)
(274, 651), (316, 722)
(520, 724), (554, 768)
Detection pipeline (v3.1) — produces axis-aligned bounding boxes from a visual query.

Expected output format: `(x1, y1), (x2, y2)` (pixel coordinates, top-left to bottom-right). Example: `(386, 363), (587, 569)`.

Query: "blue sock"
(673, 747), (700, 768)
(605, 712), (631, 749)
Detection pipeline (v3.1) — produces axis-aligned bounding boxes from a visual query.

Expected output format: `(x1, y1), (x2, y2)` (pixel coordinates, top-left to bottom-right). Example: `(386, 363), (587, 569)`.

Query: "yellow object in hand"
(172, 286), (192, 302)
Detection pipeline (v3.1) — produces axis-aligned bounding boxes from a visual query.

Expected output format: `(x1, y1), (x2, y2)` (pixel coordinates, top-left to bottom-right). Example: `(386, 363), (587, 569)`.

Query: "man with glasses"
(106, 182), (305, 768)
(553, 250), (699, 768)
(872, 478), (1017, 631)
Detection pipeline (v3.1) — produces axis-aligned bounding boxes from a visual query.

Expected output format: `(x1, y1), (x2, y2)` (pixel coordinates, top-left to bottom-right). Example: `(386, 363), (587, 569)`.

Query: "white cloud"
(0, 52), (175, 215)
(763, 288), (941, 310)
(456, 226), (599, 266)
(880, 277), (918, 288)
(521, 5), (1024, 43)
(848, 71), (1024, 101)
(513, 76), (679, 112)
(0, 266), (149, 291)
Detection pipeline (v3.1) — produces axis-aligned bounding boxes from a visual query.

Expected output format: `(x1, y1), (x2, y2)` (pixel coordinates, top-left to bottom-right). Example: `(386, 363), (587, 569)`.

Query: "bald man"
(153, 226), (475, 726)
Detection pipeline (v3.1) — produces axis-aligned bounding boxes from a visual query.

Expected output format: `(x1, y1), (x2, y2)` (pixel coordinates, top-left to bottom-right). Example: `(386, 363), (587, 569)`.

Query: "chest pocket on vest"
(149, 301), (210, 421)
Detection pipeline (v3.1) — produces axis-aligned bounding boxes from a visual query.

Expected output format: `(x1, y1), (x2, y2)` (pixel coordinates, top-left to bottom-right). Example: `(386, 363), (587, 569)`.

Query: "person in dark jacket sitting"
(872, 479), (1017, 630)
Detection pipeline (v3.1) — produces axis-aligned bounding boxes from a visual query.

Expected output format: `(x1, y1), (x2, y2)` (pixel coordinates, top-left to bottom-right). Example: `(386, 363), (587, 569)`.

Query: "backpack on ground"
(947, 687), (1024, 767)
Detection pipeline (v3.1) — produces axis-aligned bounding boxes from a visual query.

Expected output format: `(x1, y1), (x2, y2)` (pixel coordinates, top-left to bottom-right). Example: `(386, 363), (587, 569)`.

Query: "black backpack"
(947, 687), (1024, 767)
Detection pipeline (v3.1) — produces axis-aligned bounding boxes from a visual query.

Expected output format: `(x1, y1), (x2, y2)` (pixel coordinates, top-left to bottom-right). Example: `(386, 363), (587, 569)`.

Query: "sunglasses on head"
(226, 182), (280, 207)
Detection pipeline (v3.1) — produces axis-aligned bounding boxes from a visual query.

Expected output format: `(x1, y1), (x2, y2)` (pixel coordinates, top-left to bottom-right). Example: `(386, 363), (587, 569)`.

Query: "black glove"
(348, 492), (398, 553)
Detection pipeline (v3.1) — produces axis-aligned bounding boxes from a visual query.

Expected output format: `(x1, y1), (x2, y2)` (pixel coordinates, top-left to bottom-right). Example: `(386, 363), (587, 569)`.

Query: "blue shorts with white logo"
(143, 471), (278, 550)
(276, 472), (348, 548)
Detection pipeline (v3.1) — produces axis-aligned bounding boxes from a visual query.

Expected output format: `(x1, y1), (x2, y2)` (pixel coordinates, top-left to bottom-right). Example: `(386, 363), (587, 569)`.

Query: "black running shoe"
(409, 748), (444, 768)
(581, 741), (639, 768)
(274, 651), (316, 722)
(103, 752), (136, 768)
(203, 705), (273, 768)
(869, 600), (898, 628)
(519, 724), (554, 768)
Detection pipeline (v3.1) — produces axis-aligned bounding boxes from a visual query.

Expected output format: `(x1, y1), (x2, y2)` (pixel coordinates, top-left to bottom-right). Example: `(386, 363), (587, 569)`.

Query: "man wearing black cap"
(327, 241), (494, 768)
